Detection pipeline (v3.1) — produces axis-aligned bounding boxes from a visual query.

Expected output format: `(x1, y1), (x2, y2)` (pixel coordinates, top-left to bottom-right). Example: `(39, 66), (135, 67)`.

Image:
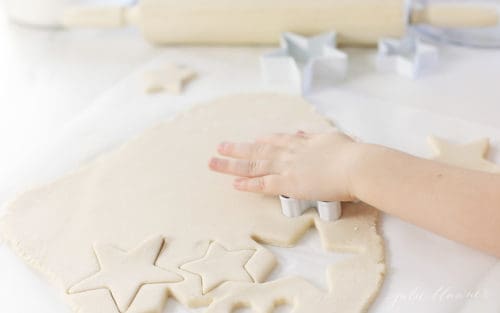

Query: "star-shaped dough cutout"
(68, 236), (182, 313)
(144, 63), (196, 94)
(180, 242), (255, 294)
(428, 136), (500, 173)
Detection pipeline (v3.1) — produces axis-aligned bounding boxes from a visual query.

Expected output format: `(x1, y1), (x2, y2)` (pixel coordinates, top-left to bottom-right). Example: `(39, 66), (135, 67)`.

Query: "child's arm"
(209, 131), (500, 258)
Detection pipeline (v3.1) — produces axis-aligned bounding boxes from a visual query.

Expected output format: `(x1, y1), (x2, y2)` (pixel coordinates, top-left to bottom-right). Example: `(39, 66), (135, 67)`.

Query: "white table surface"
(0, 6), (499, 313)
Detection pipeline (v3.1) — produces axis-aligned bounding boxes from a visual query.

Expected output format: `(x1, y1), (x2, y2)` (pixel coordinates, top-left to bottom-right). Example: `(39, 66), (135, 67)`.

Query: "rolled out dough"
(0, 94), (385, 313)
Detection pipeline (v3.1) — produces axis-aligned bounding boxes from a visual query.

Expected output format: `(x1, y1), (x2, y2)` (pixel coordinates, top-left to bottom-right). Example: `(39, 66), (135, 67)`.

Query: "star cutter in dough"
(180, 242), (255, 294)
(376, 33), (439, 79)
(68, 236), (182, 313)
(428, 136), (500, 173)
(279, 195), (342, 222)
(261, 31), (348, 94)
(144, 63), (196, 94)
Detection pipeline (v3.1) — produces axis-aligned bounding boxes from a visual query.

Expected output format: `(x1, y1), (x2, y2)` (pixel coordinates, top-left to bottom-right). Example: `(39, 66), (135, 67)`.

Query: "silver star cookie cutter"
(376, 33), (439, 79)
(261, 31), (348, 94)
(279, 195), (342, 222)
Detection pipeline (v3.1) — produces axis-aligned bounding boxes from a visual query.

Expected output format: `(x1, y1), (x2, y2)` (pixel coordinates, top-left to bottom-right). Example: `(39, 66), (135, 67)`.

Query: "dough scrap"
(206, 202), (385, 313)
(0, 94), (385, 313)
(428, 136), (500, 173)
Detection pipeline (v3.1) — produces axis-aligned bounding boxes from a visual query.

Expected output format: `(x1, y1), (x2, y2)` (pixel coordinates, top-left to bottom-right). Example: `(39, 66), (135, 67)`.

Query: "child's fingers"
(209, 158), (277, 177)
(217, 142), (283, 160)
(233, 175), (285, 195)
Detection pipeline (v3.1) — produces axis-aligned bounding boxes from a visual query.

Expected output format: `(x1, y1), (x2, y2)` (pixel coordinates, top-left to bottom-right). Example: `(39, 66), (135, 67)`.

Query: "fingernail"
(209, 158), (220, 169)
(218, 142), (229, 153)
(233, 178), (246, 188)
(296, 130), (306, 137)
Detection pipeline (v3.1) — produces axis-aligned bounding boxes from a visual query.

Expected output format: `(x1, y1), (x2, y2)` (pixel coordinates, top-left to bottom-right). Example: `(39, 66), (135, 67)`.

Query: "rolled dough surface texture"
(0, 94), (385, 313)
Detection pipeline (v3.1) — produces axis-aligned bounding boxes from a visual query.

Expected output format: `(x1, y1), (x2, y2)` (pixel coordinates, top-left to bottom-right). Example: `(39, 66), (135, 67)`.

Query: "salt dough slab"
(0, 94), (385, 313)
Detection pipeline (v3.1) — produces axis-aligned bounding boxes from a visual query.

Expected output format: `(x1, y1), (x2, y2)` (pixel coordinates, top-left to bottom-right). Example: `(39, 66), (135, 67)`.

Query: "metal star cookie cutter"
(279, 195), (342, 222)
(261, 31), (348, 94)
(376, 33), (439, 79)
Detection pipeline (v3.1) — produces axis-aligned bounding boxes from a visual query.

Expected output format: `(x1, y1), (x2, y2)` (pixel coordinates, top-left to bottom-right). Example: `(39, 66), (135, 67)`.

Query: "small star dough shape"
(429, 136), (500, 173)
(69, 236), (182, 312)
(144, 63), (196, 94)
(181, 242), (255, 294)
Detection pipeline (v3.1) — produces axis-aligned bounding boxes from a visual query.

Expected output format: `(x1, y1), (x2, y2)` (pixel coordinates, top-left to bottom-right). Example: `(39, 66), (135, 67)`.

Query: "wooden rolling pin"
(63, 0), (499, 46)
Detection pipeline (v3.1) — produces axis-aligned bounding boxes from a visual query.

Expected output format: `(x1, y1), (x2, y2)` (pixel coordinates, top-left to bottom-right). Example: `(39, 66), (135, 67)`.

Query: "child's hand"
(210, 129), (500, 257)
(209, 131), (361, 201)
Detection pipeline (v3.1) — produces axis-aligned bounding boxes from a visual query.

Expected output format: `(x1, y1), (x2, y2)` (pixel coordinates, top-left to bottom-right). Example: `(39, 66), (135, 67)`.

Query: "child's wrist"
(348, 143), (397, 202)
(345, 142), (374, 201)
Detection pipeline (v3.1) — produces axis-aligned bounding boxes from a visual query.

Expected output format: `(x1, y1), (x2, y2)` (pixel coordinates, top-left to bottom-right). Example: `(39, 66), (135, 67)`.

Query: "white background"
(0, 3), (499, 313)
